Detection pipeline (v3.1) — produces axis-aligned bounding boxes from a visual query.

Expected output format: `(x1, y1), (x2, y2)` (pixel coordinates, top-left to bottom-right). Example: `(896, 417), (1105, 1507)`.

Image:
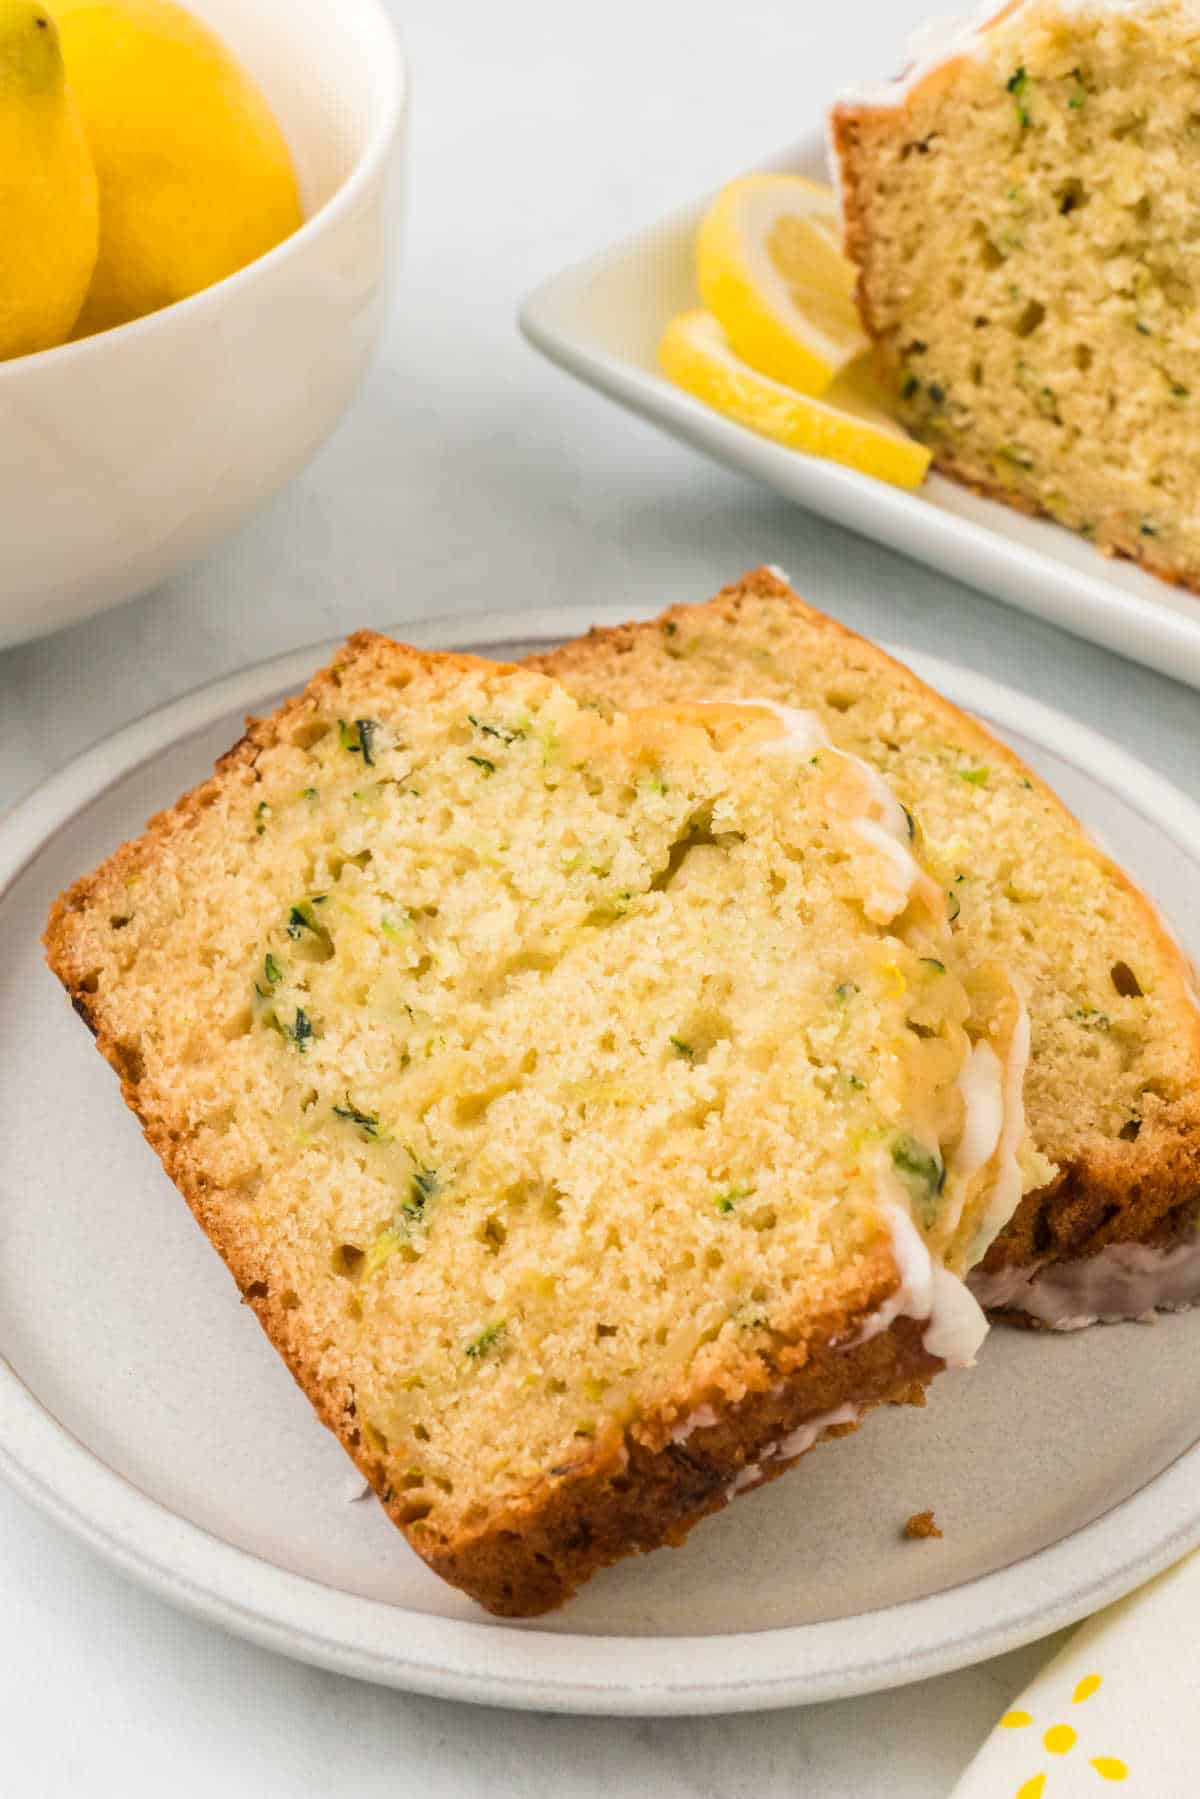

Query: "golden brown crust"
(530, 567), (1200, 1295)
(44, 626), (951, 1618)
(906, 447), (1200, 597)
(420, 1313), (938, 1616)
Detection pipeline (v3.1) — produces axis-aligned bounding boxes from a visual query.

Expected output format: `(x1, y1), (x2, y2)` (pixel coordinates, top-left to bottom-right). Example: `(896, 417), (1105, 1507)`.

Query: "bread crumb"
(903, 1508), (942, 1540)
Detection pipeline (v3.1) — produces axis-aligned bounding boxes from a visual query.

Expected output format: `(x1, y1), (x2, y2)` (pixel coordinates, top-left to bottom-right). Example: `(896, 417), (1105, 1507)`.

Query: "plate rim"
(4, 605), (1200, 1716)
(518, 131), (1200, 694)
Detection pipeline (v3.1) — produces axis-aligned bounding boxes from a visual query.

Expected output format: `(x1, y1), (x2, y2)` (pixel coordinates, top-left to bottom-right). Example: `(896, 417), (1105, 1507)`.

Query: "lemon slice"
(697, 173), (868, 395)
(659, 310), (931, 490)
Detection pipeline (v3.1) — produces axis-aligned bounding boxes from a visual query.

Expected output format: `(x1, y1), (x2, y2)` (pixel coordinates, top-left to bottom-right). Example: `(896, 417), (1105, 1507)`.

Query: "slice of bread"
(45, 635), (1022, 1615)
(832, 0), (1200, 589)
(531, 569), (1200, 1323)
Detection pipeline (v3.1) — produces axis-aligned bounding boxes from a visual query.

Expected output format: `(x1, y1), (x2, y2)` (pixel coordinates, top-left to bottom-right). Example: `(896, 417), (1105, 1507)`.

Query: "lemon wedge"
(659, 310), (931, 490)
(697, 173), (868, 395)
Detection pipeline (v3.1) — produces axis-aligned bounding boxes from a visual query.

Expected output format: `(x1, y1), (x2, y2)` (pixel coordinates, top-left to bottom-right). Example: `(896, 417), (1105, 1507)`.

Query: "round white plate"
(2, 607), (1199, 1716)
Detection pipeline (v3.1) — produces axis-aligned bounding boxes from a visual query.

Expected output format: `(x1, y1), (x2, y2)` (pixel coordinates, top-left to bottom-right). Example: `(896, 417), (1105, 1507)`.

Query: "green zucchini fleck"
(289, 1008), (313, 1050)
(403, 1157), (439, 1222)
(1007, 65), (1031, 127)
(333, 1096), (386, 1140)
(465, 1320), (506, 1360)
(891, 1134), (946, 1224)
(338, 718), (380, 766)
(1071, 1006), (1111, 1032)
(468, 714), (519, 744)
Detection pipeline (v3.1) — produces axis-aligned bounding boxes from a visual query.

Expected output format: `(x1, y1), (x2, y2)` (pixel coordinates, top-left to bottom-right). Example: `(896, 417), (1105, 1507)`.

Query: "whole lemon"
(54, 0), (303, 336)
(0, 0), (98, 358)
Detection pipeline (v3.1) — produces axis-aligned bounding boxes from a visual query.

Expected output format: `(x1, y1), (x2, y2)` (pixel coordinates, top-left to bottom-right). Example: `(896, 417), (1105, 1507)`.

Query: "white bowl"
(0, 0), (405, 649)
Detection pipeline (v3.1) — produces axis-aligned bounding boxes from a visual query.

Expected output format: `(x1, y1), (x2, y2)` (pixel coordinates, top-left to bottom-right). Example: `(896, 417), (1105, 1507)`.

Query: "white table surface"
(2, 0), (1197, 1791)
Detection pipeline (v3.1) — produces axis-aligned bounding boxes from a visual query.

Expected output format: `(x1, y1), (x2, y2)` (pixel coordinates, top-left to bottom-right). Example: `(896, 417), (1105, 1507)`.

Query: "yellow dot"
(1044, 1724), (1077, 1755)
(1001, 1710), (1033, 1729)
(1073, 1673), (1103, 1704)
(1090, 1758), (1129, 1783)
(1016, 1777), (1046, 1799)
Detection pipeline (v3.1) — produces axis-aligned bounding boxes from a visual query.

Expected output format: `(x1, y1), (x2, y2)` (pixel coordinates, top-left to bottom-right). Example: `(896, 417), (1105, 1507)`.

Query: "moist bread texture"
(531, 569), (1200, 1312)
(46, 635), (1012, 1614)
(833, 0), (1200, 589)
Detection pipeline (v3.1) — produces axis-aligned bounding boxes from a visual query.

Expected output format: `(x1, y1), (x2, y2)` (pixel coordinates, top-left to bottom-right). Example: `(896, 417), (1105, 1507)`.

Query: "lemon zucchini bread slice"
(532, 569), (1200, 1328)
(832, 0), (1200, 588)
(46, 637), (1025, 1615)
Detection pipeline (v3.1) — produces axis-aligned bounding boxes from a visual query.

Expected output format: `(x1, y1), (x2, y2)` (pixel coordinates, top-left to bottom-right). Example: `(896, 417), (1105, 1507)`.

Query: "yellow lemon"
(659, 309), (931, 491)
(0, 1), (98, 359)
(54, 0), (302, 335)
(697, 173), (868, 395)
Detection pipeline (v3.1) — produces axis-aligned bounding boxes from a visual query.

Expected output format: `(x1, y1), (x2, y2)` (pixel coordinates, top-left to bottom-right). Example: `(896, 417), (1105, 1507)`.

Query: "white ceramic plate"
(3, 607), (1200, 1717)
(520, 134), (1200, 693)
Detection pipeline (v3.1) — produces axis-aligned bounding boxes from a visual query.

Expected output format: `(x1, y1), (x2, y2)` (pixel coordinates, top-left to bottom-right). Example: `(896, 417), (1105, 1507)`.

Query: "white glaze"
(723, 697), (832, 754)
(954, 1040), (1005, 1180)
(726, 1402), (860, 1498)
(834, 1), (1162, 114)
(725, 1207), (988, 1505)
(856, 1199), (989, 1367)
(724, 698), (940, 920)
(968, 996), (1034, 1262)
(834, 1), (999, 111)
(969, 1235), (1200, 1329)
(923, 1260), (992, 1362)
(668, 1403), (720, 1444)
(775, 1401), (860, 1462)
(850, 815), (934, 923)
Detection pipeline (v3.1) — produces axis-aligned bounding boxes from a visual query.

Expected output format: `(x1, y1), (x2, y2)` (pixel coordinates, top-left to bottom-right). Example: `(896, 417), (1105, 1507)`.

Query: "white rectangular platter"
(520, 133), (1200, 693)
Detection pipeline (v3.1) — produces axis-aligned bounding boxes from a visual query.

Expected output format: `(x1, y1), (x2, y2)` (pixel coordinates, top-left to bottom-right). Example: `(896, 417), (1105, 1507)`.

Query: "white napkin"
(951, 1551), (1200, 1796)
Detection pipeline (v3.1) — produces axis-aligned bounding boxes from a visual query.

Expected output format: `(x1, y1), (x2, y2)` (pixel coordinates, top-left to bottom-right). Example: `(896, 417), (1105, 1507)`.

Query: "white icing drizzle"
(722, 698), (940, 921)
(729, 1460), (768, 1495)
(924, 1260), (992, 1362)
(722, 1208), (988, 1505)
(833, 2), (1158, 115)
(849, 816), (932, 924)
(954, 1040), (1005, 1179)
(764, 563), (792, 584)
(723, 697), (832, 754)
(973, 995), (1032, 1260)
(833, 0), (1010, 112)
(726, 1403), (860, 1498)
(936, 1034), (1005, 1247)
(855, 1198), (989, 1367)
(668, 1403), (719, 1444)
(844, 760), (944, 922)
(775, 1400), (860, 1461)
(723, 1203), (988, 1503)
(968, 1236), (1200, 1330)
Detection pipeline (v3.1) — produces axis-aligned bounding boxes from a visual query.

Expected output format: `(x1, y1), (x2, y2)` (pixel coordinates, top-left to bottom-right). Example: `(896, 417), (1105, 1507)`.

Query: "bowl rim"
(0, 0), (406, 379)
